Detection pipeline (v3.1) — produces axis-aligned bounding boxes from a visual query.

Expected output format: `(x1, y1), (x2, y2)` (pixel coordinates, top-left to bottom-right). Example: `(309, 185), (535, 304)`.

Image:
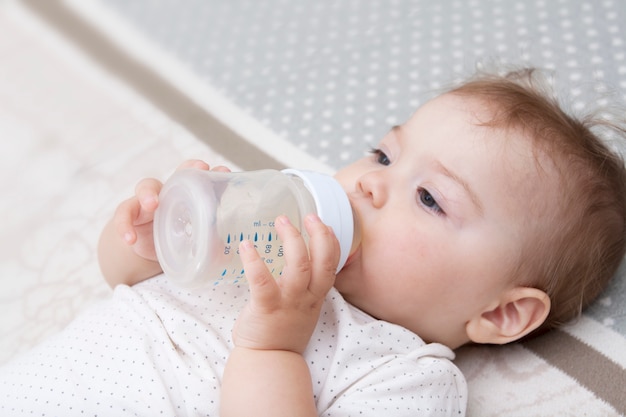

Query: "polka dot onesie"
(0, 275), (467, 416)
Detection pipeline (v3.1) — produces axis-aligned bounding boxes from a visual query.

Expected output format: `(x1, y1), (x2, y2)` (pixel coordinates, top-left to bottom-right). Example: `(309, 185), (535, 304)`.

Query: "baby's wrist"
(232, 342), (308, 356)
(233, 347), (310, 372)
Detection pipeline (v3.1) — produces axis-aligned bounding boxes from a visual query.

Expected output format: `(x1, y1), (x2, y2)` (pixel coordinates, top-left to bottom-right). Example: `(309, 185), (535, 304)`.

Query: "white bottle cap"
(282, 169), (354, 273)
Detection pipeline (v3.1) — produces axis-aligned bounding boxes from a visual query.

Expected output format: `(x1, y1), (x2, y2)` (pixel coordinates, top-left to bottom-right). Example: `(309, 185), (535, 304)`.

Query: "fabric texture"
(1, 1), (625, 416)
(0, 277), (466, 416)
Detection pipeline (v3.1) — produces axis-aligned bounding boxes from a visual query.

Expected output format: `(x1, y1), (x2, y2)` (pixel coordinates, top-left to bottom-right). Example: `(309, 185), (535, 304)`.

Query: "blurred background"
(16, 0), (626, 169)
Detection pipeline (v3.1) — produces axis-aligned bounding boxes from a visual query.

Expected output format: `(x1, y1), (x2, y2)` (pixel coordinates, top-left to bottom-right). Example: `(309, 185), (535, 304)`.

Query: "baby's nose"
(357, 172), (388, 208)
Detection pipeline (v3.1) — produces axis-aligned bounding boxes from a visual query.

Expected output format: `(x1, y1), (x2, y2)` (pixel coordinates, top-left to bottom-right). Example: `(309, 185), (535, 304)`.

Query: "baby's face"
(334, 93), (553, 348)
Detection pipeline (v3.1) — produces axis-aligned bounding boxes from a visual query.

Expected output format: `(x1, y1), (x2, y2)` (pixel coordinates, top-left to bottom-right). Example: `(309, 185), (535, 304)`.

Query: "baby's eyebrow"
(435, 160), (485, 216)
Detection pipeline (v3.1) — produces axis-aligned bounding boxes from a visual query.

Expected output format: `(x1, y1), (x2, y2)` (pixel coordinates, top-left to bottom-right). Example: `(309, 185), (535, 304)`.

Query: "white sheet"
(0, 2), (236, 364)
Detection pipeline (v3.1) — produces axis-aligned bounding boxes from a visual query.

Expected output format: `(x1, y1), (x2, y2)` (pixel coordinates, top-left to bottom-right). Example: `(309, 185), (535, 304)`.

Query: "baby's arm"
(98, 160), (220, 288)
(221, 214), (340, 417)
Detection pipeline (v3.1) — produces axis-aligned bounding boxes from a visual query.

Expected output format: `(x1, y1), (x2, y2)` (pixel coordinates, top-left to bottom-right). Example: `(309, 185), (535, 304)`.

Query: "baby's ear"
(466, 287), (551, 345)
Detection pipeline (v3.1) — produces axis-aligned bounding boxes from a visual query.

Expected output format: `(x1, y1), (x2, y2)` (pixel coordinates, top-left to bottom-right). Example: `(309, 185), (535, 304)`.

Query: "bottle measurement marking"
(216, 267), (277, 285)
(220, 219), (286, 281)
(226, 231), (277, 243)
(225, 219), (279, 245)
(220, 268), (246, 277)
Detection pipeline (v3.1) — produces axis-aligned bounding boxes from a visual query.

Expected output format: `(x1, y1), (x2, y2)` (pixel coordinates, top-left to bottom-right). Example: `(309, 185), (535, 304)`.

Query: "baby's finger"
(113, 197), (142, 244)
(211, 165), (232, 173)
(135, 178), (162, 214)
(239, 240), (280, 309)
(176, 159), (210, 171)
(275, 216), (312, 294)
(304, 214), (339, 298)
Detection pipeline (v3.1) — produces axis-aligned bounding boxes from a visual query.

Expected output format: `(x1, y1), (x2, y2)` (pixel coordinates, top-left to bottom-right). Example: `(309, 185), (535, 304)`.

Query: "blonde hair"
(450, 68), (626, 337)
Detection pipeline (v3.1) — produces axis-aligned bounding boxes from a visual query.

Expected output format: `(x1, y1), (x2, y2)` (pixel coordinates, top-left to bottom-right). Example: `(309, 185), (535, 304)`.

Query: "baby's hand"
(114, 160), (228, 261)
(100, 160), (231, 287)
(233, 214), (340, 354)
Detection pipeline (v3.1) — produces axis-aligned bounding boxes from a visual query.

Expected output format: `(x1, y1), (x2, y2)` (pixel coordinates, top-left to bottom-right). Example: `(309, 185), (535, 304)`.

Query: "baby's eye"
(418, 187), (445, 215)
(369, 148), (391, 166)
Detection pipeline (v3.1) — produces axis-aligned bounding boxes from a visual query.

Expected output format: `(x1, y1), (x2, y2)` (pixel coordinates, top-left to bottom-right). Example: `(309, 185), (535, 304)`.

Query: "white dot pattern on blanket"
(102, 0), (626, 169)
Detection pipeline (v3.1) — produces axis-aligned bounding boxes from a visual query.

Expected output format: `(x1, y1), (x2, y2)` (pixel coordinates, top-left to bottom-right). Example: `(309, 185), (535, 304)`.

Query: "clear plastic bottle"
(153, 168), (359, 288)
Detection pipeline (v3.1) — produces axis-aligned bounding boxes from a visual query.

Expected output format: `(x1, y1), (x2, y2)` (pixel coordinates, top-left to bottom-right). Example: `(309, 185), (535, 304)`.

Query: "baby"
(1, 68), (625, 417)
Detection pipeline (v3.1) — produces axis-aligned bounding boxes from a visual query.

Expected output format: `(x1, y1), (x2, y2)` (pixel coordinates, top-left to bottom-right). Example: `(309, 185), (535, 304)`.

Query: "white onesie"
(0, 275), (467, 416)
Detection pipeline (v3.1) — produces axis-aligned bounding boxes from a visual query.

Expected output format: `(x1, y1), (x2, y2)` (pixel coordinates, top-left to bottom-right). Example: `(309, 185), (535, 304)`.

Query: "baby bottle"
(153, 168), (359, 288)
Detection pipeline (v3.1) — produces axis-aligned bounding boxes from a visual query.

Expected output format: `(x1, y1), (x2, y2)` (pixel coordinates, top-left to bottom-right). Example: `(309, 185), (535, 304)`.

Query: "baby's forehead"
(454, 99), (565, 212)
(490, 130), (564, 217)
(414, 94), (563, 209)
(406, 93), (518, 143)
